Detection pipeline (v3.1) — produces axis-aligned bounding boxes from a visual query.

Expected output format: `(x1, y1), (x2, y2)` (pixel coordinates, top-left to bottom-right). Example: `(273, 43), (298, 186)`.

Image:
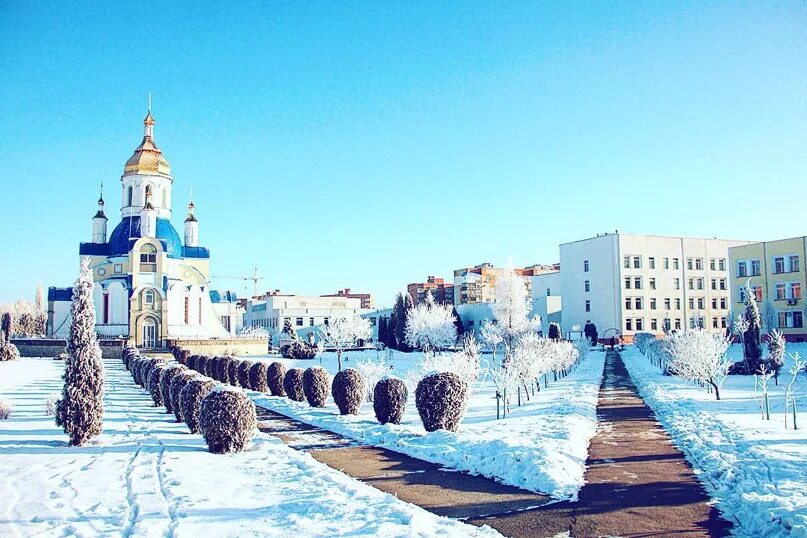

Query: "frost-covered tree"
(405, 291), (457, 355)
(452, 307), (464, 341)
(354, 354), (392, 402)
(665, 329), (731, 400)
(766, 328), (786, 383)
(318, 313), (372, 371)
(56, 258), (104, 446)
(761, 300), (778, 334)
(490, 266), (541, 363)
(282, 318), (298, 340)
(742, 280), (763, 365)
(408, 334), (481, 391)
(1, 312), (12, 343)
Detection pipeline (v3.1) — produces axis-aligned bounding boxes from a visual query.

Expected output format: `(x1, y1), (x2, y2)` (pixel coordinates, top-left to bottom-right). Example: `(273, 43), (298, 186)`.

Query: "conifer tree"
(742, 280), (763, 365)
(56, 258), (104, 446)
(387, 310), (398, 349)
(282, 318), (297, 340)
(452, 307), (464, 342)
(378, 316), (388, 347)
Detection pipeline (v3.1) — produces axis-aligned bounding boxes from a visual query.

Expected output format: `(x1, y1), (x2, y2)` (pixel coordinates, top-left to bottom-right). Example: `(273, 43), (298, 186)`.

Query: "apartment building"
(729, 237), (807, 340)
(407, 276), (454, 305)
(453, 263), (558, 305)
(531, 270), (562, 328)
(560, 233), (752, 341)
(320, 288), (374, 309)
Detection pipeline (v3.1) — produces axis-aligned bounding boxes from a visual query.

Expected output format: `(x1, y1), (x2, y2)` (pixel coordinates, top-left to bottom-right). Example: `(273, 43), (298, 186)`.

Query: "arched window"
(139, 244), (157, 272)
(127, 186), (133, 206)
(144, 289), (155, 307)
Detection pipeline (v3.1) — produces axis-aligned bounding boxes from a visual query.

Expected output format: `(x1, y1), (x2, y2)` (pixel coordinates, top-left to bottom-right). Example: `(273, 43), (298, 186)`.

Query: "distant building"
(729, 237), (806, 340)
(453, 263), (558, 305)
(210, 290), (244, 335)
(531, 270), (562, 329)
(242, 294), (369, 339)
(407, 276), (454, 305)
(321, 288), (374, 309)
(560, 233), (753, 342)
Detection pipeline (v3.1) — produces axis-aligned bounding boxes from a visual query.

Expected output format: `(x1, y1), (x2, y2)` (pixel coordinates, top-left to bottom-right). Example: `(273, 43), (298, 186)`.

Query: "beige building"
(453, 263), (557, 305)
(729, 237), (806, 340)
(560, 233), (753, 341)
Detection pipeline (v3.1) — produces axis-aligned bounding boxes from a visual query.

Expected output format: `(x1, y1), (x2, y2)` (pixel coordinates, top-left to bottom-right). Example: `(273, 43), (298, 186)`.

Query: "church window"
(140, 244), (157, 272)
(127, 186), (133, 206)
(103, 293), (110, 324)
(184, 297), (189, 324)
(144, 290), (155, 306)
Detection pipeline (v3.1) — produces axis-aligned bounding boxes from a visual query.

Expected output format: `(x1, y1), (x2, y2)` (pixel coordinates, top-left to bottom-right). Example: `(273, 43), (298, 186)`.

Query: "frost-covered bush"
(407, 334), (481, 391)
(766, 329), (786, 380)
(331, 368), (365, 415)
(140, 358), (165, 389)
(237, 360), (255, 389)
(415, 372), (468, 432)
(284, 368), (305, 401)
(267, 362), (287, 396)
(354, 355), (391, 402)
(0, 398), (11, 419)
(159, 364), (187, 413)
(404, 291), (457, 354)
(45, 393), (59, 416)
(666, 329), (731, 400)
(0, 343), (19, 362)
(147, 363), (170, 406)
(303, 367), (330, 407)
(180, 376), (217, 434)
(187, 354), (199, 372)
(122, 345), (139, 370)
(56, 258), (105, 446)
(196, 355), (209, 377)
(282, 340), (317, 360)
(249, 361), (269, 392)
(227, 358), (240, 386)
(373, 377), (407, 424)
(170, 370), (199, 423)
(199, 387), (257, 454)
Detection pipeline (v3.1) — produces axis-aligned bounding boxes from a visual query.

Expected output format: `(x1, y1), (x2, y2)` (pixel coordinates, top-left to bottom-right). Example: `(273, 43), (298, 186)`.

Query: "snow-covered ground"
(622, 343), (807, 538)
(250, 349), (606, 500)
(0, 356), (501, 537)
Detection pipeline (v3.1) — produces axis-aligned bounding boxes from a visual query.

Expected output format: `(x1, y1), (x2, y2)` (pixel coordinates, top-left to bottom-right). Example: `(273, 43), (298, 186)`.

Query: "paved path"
(468, 350), (733, 537)
(257, 349), (733, 537)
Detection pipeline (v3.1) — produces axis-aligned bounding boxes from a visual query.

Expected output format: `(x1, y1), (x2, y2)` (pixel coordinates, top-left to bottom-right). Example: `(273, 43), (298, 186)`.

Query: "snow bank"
(252, 350), (606, 500)
(622, 346), (807, 537)
(0, 357), (500, 537)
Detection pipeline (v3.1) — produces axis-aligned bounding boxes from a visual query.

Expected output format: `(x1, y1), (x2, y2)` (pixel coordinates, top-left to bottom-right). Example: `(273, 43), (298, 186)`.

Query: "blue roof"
(79, 216), (209, 259)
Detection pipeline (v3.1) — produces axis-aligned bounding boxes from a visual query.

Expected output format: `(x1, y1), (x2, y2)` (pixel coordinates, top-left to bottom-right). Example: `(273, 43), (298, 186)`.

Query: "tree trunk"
(709, 380), (721, 401)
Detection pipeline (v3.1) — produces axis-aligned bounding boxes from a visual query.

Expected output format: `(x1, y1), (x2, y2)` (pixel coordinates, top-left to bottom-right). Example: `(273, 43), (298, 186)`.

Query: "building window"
(184, 297), (189, 324)
(634, 277), (642, 289)
(792, 282), (802, 300)
(779, 311), (804, 329)
(790, 255), (800, 272)
(635, 318), (644, 331)
(673, 258), (680, 270)
(776, 283), (787, 300)
(623, 256), (631, 269)
(737, 261), (747, 277)
(696, 278), (704, 290)
(625, 319), (633, 331)
(688, 298), (695, 310)
(635, 297), (643, 309)
(296, 317), (304, 327)
(750, 259), (761, 276)
(687, 258), (693, 270)
(139, 244), (157, 272)
(144, 290), (155, 306)
(675, 298), (681, 310)
(651, 318), (658, 331)
(712, 317), (719, 329)
(664, 298), (671, 310)
(114, 263), (123, 274)
(624, 277), (631, 289)
(584, 281), (590, 293)
(719, 258), (726, 271)
(649, 257), (655, 269)
(754, 286), (763, 301)
(127, 186), (133, 206)
(710, 258), (716, 271)
(633, 256), (641, 269)
(310, 317), (315, 326)
(720, 297), (727, 309)
(695, 258), (703, 270)
(625, 298), (632, 310)
(649, 278), (656, 290)
(774, 256), (786, 274)
(712, 298), (718, 309)
(585, 300), (591, 312)
(674, 318), (682, 330)
(688, 278), (694, 290)
(102, 293), (109, 324)
(674, 278), (680, 290)
(663, 257), (670, 269)
(698, 297), (705, 309)
(650, 298), (657, 309)
(547, 288), (551, 296)
(711, 278), (717, 290)
(584, 260), (589, 272)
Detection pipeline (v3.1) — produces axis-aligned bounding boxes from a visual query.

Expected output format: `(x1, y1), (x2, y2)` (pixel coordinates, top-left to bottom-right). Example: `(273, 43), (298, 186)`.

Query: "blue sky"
(1, 2), (805, 307)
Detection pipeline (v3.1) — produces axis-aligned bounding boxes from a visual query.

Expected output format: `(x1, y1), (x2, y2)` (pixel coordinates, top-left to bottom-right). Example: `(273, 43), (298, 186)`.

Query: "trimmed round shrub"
(141, 357), (165, 388)
(303, 367), (330, 408)
(283, 368), (305, 401)
(237, 360), (254, 389)
(332, 368), (365, 415)
(374, 377), (408, 425)
(187, 354), (200, 371)
(131, 357), (144, 385)
(214, 355), (229, 382)
(199, 387), (257, 454)
(267, 362), (287, 396)
(248, 362), (269, 392)
(170, 370), (199, 423)
(177, 349), (190, 366)
(159, 364), (187, 414)
(282, 340), (317, 360)
(0, 343), (20, 362)
(415, 372), (468, 432)
(227, 358), (240, 387)
(196, 355), (210, 377)
(180, 376), (217, 433)
(207, 356), (221, 380)
(122, 345), (138, 369)
(147, 363), (170, 406)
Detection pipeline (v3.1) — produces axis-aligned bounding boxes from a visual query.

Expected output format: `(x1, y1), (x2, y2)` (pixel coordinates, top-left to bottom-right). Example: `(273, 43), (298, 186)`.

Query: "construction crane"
(211, 267), (264, 298)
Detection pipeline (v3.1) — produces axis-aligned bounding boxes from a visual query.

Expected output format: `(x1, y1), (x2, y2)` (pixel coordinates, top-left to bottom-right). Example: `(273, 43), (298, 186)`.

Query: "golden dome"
(123, 111), (172, 178)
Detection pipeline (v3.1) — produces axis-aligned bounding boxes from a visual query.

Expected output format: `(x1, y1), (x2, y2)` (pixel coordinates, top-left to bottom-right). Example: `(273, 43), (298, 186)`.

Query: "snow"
(250, 348), (605, 500)
(0, 356), (501, 537)
(622, 344), (807, 537)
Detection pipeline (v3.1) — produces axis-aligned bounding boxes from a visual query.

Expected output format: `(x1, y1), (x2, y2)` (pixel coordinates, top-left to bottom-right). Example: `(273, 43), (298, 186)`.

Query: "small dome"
(123, 112), (172, 178)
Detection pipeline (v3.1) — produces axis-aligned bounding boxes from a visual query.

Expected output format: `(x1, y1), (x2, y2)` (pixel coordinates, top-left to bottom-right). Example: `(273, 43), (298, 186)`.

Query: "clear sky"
(1, 2), (805, 307)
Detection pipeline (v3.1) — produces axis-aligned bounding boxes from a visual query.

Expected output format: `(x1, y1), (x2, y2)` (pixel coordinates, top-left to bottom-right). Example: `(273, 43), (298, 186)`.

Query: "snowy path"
(0, 357), (501, 537)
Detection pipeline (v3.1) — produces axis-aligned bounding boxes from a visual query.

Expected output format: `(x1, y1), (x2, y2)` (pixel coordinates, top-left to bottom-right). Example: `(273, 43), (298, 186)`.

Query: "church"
(48, 108), (232, 347)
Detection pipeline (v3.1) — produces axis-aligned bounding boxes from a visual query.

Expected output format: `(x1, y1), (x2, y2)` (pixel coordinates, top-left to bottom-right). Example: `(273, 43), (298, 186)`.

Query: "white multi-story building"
(243, 294), (368, 338)
(531, 271), (562, 329)
(560, 233), (753, 341)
